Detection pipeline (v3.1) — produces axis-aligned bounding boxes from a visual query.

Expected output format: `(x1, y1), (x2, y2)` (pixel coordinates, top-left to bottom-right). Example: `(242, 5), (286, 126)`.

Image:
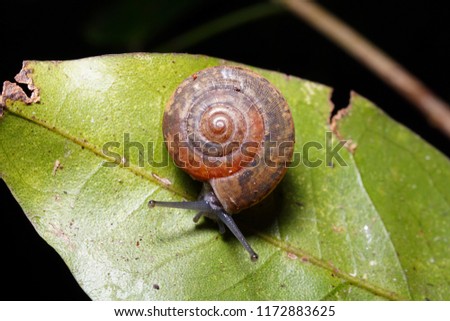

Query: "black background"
(0, 0), (448, 300)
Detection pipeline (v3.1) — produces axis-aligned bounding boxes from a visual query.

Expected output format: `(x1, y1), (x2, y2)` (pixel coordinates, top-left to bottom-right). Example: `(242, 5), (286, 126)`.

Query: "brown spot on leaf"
(151, 172), (172, 186)
(49, 222), (74, 249)
(345, 141), (358, 153)
(332, 225), (346, 233)
(153, 284), (160, 290)
(52, 160), (62, 176)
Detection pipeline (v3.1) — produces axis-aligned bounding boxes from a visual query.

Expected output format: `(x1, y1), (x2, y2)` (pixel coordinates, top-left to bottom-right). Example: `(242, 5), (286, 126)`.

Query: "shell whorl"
(164, 65), (294, 213)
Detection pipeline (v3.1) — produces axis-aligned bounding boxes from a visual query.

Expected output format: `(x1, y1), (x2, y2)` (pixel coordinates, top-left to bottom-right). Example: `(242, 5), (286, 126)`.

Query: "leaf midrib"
(254, 230), (406, 300)
(2, 107), (192, 200)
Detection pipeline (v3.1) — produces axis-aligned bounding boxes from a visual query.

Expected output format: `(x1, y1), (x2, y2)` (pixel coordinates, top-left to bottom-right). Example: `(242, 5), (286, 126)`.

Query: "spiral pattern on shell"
(164, 65), (294, 213)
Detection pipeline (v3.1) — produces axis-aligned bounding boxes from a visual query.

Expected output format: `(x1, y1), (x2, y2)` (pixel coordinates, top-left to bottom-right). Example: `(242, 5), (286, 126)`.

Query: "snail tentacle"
(148, 199), (211, 212)
(149, 183), (258, 260)
(213, 210), (258, 262)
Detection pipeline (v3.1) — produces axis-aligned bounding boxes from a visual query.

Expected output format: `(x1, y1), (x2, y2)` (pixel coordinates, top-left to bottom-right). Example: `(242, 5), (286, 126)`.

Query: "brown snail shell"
(163, 65), (295, 214)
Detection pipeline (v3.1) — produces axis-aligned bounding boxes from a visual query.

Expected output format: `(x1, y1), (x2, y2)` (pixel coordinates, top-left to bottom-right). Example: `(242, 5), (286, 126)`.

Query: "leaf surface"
(1, 53), (448, 300)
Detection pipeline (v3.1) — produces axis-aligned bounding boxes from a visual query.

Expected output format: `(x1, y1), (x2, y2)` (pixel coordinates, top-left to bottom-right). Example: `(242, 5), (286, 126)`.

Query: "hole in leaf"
(16, 82), (33, 99)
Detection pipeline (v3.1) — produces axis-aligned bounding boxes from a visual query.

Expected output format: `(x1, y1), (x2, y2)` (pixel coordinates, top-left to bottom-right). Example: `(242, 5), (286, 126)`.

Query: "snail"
(148, 65), (294, 261)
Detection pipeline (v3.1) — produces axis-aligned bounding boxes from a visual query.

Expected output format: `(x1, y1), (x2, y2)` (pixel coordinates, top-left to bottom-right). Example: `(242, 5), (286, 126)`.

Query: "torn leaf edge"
(0, 61), (40, 117)
(329, 91), (358, 154)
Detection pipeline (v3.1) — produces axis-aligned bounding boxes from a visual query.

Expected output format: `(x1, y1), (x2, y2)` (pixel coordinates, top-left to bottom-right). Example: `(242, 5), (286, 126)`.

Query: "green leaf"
(1, 53), (448, 300)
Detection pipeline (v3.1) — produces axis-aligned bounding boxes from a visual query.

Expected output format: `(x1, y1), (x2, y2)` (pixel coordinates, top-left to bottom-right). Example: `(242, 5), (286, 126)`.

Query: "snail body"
(149, 65), (294, 261)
